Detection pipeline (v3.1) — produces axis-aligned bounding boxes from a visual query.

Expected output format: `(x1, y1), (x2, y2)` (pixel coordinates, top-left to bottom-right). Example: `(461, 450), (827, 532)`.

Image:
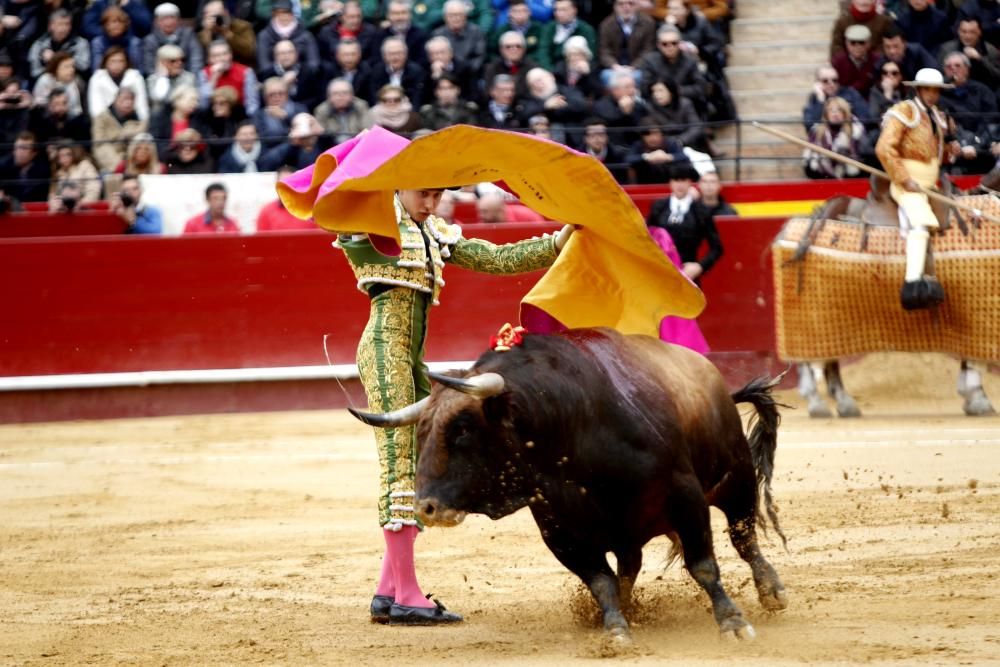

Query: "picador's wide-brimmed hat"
(903, 68), (955, 89)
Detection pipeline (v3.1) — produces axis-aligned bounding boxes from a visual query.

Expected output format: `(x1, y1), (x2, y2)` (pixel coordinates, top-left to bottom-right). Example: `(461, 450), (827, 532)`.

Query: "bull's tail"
(731, 369), (790, 549)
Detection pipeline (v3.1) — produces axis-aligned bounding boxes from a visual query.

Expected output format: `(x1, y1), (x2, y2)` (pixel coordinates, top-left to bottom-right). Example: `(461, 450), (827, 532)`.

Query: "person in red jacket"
(183, 182), (241, 233)
(256, 166), (318, 231)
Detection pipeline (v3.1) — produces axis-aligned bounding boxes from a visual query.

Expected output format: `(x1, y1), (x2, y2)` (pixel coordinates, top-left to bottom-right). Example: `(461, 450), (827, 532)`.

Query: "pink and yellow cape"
(277, 125), (704, 337)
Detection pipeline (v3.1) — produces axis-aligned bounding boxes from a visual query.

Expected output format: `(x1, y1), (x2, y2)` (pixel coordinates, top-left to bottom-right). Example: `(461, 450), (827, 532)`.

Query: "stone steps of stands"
(730, 87), (815, 115)
(725, 63), (820, 91)
(729, 14), (838, 42)
(727, 39), (829, 68)
(735, 0), (841, 20)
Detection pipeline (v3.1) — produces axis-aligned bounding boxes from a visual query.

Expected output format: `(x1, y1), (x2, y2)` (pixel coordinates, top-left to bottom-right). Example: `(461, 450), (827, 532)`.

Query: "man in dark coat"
(0, 131), (52, 203)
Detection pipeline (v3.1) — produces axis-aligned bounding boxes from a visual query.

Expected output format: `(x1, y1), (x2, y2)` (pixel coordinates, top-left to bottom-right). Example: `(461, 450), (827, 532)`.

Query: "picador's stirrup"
(900, 276), (946, 310)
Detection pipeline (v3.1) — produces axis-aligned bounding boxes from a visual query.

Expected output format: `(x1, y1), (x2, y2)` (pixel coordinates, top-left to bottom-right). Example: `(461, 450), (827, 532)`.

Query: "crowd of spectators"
(0, 0), (740, 219)
(803, 0), (1000, 179)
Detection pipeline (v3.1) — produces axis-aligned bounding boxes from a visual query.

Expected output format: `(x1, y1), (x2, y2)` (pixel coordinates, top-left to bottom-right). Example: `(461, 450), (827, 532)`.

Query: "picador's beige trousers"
(890, 158), (940, 281)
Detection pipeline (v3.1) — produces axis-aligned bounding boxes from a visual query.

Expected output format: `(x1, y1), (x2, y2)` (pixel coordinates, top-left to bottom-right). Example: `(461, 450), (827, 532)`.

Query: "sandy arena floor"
(2, 353), (1000, 666)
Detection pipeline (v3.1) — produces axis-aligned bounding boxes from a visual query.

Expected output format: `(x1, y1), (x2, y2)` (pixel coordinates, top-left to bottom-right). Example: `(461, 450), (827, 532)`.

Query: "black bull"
(351, 328), (788, 639)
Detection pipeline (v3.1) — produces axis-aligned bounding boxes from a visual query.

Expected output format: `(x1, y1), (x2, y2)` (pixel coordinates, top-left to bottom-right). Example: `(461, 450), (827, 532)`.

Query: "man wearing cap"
(256, 0), (320, 74)
(832, 24), (879, 97)
(875, 67), (958, 310)
(143, 3), (204, 76)
(147, 44), (197, 114)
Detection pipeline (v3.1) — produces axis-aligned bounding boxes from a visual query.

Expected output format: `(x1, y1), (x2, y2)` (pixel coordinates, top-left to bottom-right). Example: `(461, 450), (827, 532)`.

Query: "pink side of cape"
(648, 227), (710, 356)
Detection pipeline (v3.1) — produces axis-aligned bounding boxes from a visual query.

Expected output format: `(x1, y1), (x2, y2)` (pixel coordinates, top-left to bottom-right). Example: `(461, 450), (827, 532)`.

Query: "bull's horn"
(348, 396), (430, 427)
(428, 371), (505, 398)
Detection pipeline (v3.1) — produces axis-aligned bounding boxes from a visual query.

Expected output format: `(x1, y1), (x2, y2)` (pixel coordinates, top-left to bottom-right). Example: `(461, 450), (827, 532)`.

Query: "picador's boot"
(900, 229), (944, 310)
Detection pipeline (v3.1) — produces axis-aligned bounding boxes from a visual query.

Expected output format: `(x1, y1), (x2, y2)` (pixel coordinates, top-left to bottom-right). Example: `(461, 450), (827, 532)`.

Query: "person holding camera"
(47, 179), (85, 213)
(49, 140), (101, 203)
(0, 77), (32, 144)
(111, 174), (162, 233)
(197, 0), (256, 67)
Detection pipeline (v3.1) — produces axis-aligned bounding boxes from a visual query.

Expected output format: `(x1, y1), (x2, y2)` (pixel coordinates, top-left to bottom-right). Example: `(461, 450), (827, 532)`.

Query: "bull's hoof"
(719, 616), (756, 641)
(835, 396), (861, 418)
(758, 587), (788, 611)
(963, 389), (997, 417)
(807, 395), (833, 418)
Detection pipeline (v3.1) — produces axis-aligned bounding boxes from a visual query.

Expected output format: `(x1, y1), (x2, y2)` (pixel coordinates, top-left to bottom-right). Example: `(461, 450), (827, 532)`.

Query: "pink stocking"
(384, 525), (434, 608)
(374, 545), (394, 597)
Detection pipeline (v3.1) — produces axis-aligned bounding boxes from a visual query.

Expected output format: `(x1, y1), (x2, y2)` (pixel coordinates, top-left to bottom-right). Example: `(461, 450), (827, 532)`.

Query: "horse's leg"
(957, 360), (996, 416)
(824, 361), (861, 418)
(798, 362), (832, 418)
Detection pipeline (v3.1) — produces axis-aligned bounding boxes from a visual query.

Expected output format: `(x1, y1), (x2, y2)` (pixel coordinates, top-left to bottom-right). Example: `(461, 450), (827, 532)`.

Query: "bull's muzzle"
(416, 496), (467, 527)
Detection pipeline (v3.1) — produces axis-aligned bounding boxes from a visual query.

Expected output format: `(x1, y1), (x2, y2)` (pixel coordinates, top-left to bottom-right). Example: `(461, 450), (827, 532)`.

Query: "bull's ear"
(481, 392), (511, 425)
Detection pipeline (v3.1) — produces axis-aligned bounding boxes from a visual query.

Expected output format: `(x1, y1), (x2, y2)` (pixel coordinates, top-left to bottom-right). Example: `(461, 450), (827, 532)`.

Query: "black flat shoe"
(388, 596), (463, 625)
(370, 595), (393, 624)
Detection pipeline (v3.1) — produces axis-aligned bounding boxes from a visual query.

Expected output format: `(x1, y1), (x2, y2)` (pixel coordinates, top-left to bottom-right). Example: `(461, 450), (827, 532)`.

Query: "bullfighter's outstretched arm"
(447, 235), (559, 275)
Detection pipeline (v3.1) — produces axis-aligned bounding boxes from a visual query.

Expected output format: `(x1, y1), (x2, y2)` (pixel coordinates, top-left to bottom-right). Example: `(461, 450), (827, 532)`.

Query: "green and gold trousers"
(356, 287), (432, 529)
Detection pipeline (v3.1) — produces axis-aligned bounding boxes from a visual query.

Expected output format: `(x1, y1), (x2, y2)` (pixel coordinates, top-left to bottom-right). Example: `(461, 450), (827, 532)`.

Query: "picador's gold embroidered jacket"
(875, 98), (949, 186)
(336, 198), (559, 303)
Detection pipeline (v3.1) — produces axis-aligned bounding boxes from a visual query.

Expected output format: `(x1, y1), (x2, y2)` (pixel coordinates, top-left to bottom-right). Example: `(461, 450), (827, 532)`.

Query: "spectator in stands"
(198, 0), (256, 67)
(317, 1), (379, 65)
(114, 132), (165, 175)
(696, 170), (735, 217)
(684, 0), (730, 41)
(877, 25), (938, 81)
(516, 67), (587, 145)
(625, 118), (688, 184)
(0, 77), (32, 143)
(196, 85), (246, 159)
(89, 46), (150, 121)
(0, 51), (12, 81)
(412, 0), (493, 35)
(370, 36), (426, 107)
(646, 77), (706, 152)
(477, 72), (520, 129)
(27, 86), (91, 147)
(92, 88), (148, 172)
(868, 60), (905, 120)
(646, 162), (722, 283)
(183, 182), (240, 233)
(552, 34), (602, 101)
(419, 72), (478, 129)
(0, 131), (51, 203)
(489, 0), (542, 63)
(803, 96), (867, 179)
(147, 45), (196, 115)
(47, 178), (86, 213)
(525, 113), (552, 139)
(833, 24), (879, 97)
(257, 164), (318, 231)
(0, 0), (42, 76)
(327, 38), (375, 106)
(143, 3), (203, 78)
(940, 51), (997, 174)
(492, 0), (551, 27)
(49, 139), (101, 203)
(956, 0), (1000, 50)
(198, 39), (259, 115)
(259, 39), (325, 111)
(259, 112), (333, 170)
(894, 0), (952, 55)
(433, 0), (487, 76)
(165, 127), (215, 173)
(369, 82), (421, 134)
(937, 17), (1000, 90)
(637, 25), (709, 119)
(424, 35), (477, 101)
(254, 76), (308, 148)
(597, 0), (656, 78)
(538, 0), (597, 70)
(91, 7), (145, 76)
(256, 0), (320, 73)
(663, 0), (725, 75)
(27, 9), (90, 82)
(150, 84), (206, 160)
(593, 69), (648, 146)
(32, 52), (86, 116)
(314, 78), (372, 144)
(111, 174), (162, 234)
(375, 0), (430, 68)
(581, 117), (629, 183)
(82, 0), (151, 40)
(483, 30), (538, 96)
(217, 120), (263, 172)
(802, 65), (871, 130)
(829, 0), (892, 58)
(475, 190), (545, 222)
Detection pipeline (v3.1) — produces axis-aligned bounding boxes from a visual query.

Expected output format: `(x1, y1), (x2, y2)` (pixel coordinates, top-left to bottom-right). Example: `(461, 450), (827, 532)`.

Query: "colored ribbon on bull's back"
(276, 125), (705, 336)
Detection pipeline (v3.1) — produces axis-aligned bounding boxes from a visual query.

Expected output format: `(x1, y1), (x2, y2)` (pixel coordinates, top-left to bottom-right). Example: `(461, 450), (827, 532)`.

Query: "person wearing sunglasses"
(868, 61), (904, 119)
(802, 64), (871, 131)
(831, 24), (878, 97)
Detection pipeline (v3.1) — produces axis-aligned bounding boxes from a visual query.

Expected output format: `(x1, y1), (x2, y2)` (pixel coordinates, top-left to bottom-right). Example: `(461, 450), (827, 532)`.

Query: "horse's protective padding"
(772, 194), (1000, 363)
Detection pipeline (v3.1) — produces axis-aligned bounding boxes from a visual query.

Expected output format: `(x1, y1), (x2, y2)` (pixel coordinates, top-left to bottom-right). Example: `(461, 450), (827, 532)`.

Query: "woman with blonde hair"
(369, 84), (421, 135)
(49, 140), (102, 203)
(114, 133), (165, 175)
(149, 84), (206, 160)
(803, 96), (867, 179)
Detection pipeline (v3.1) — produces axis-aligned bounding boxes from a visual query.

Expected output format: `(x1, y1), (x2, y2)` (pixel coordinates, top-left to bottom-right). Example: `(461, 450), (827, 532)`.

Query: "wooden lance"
(751, 121), (1000, 225)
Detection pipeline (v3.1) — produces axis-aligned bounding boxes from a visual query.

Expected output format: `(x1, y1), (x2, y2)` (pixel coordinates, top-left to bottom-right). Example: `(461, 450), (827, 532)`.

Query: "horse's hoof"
(836, 397), (861, 418)
(807, 396), (833, 418)
(719, 617), (756, 641)
(963, 389), (997, 416)
(608, 626), (633, 644)
(759, 587), (788, 611)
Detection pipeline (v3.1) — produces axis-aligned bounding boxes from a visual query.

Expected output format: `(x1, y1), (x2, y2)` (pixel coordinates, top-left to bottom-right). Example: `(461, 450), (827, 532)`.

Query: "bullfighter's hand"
(554, 224), (574, 252)
(902, 178), (922, 193)
(682, 262), (703, 280)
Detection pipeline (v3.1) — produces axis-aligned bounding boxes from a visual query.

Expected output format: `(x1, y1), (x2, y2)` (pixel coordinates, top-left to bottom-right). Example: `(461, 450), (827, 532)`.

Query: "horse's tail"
(731, 368), (790, 548)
